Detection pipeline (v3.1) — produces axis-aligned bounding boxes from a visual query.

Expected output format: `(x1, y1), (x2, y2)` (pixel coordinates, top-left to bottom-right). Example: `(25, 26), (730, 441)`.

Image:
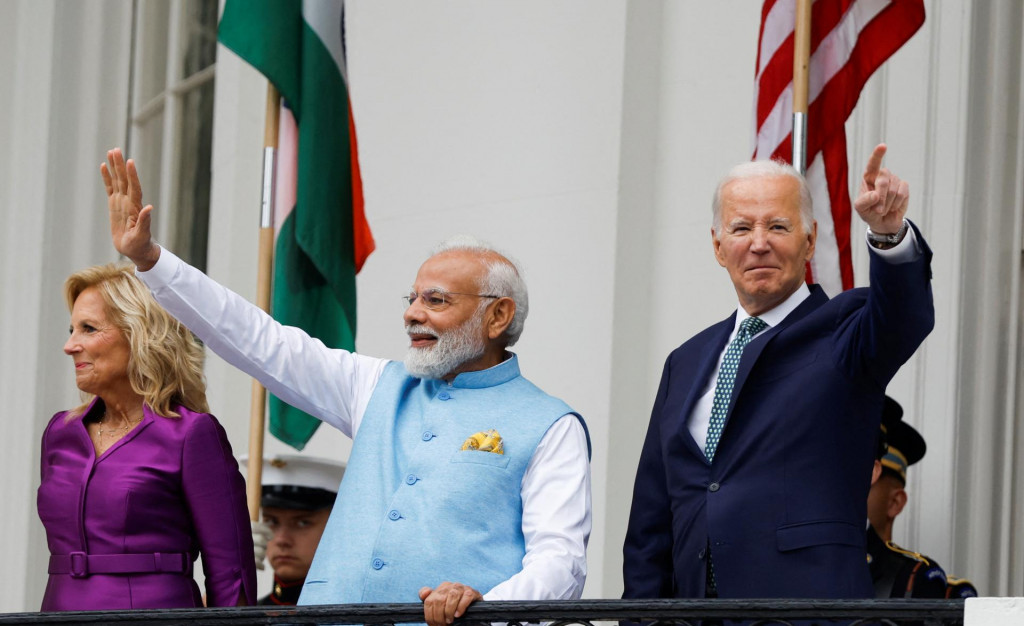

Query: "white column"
(0, 0), (133, 611)
(0, 1), (58, 611)
(602, 0), (666, 597)
(949, 0), (1024, 597)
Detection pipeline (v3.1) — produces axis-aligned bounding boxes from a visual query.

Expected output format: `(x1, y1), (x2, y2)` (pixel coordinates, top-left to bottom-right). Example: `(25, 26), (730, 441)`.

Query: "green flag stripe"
(294, 17), (359, 327)
(219, 1), (359, 450)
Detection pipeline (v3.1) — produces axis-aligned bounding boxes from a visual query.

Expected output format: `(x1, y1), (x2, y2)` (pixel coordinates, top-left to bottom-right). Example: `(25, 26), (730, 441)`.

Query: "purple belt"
(48, 552), (191, 578)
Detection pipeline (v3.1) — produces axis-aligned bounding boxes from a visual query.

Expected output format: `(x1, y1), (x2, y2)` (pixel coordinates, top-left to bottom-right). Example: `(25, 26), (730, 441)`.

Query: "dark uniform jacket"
(867, 526), (947, 598)
(258, 576), (303, 606)
(945, 576), (978, 599)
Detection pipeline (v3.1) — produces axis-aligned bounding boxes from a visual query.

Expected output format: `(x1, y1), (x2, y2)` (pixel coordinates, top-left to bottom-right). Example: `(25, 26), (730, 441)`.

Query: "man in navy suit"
(623, 144), (934, 599)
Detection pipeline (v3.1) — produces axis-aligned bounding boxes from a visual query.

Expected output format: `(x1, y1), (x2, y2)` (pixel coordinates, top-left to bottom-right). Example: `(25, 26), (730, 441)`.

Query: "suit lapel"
(670, 314), (735, 462)
(724, 285), (829, 423)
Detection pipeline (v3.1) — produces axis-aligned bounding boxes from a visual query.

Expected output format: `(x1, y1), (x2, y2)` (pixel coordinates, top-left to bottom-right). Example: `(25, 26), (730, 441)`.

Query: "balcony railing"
(0, 599), (967, 625)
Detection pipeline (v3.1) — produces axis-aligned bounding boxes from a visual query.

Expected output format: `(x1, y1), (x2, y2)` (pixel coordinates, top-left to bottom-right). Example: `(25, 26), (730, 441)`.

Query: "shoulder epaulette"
(884, 540), (933, 565)
(945, 575), (979, 599)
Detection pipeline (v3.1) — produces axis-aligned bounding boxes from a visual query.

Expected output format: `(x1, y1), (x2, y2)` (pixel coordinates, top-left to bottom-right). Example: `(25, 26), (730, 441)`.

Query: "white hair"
(431, 235), (529, 347)
(404, 315), (487, 379)
(711, 159), (814, 238)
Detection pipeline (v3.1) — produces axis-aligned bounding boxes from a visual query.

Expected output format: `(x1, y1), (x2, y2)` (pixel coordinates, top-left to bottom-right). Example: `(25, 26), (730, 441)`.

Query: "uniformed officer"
(243, 455), (346, 606)
(866, 398), (977, 598)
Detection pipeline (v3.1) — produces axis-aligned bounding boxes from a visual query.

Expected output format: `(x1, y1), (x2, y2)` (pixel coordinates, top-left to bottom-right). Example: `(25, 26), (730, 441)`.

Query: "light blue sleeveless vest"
(299, 355), (587, 605)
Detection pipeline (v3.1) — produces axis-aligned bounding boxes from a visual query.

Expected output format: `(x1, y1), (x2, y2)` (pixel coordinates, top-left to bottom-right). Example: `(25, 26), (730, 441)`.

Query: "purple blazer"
(37, 398), (256, 610)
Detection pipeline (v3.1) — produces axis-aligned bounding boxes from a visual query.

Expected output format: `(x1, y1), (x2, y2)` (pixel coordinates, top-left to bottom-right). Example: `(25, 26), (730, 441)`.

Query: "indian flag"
(219, 0), (375, 449)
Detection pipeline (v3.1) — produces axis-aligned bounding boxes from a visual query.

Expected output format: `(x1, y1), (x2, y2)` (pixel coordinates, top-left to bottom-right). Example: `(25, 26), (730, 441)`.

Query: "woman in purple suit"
(38, 263), (256, 610)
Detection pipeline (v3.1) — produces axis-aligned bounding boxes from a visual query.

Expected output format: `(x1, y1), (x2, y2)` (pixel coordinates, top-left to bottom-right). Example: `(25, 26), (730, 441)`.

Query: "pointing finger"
(862, 143), (887, 187)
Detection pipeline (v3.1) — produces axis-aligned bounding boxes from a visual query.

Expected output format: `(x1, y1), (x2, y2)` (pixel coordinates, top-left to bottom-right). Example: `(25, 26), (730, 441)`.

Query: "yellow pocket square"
(461, 429), (504, 454)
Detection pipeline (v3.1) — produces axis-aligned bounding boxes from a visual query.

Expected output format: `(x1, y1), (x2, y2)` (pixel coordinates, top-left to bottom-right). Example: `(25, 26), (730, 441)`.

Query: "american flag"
(752, 0), (925, 295)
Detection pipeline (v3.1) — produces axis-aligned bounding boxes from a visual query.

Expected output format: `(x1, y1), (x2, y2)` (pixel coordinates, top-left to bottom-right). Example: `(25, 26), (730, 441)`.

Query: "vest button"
(388, 509), (401, 521)
(372, 558), (384, 570)
(405, 474), (418, 485)
(422, 431), (433, 441)
(708, 482), (720, 492)
(438, 391), (451, 400)
(698, 548), (706, 560)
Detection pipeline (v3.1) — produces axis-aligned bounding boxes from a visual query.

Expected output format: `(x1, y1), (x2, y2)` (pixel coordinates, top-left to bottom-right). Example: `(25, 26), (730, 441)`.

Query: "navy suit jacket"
(623, 226), (934, 599)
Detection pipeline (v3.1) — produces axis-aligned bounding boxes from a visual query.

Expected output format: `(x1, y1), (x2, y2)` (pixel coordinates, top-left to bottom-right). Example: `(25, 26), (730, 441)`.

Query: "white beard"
(404, 315), (487, 380)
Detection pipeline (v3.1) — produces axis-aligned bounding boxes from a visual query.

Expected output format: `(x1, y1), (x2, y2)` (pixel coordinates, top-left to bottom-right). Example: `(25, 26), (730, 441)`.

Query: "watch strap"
(867, 219), (909, 247)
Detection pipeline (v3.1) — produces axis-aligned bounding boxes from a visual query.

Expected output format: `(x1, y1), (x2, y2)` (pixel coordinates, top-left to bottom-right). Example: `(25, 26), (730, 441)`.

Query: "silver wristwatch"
(867, 219), (909, 248)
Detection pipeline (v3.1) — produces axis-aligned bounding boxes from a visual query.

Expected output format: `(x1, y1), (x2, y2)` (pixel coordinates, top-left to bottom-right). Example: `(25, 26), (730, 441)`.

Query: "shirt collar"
(449, 353), (520, 389)
(734, 282), (811, 333)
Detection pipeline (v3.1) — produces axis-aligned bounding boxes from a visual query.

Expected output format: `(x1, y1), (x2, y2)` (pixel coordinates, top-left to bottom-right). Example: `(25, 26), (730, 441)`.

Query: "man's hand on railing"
(418, 581), (483, 626)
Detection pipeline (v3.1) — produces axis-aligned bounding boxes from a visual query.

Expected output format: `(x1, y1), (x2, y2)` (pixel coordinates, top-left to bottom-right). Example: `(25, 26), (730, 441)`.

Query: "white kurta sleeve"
(482, 413), (591, 600)
(138, 247), (388, 437)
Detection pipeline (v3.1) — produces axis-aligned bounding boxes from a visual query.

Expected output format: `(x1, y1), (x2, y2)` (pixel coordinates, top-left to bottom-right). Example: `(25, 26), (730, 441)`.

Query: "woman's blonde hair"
(64, 263), (209, 417)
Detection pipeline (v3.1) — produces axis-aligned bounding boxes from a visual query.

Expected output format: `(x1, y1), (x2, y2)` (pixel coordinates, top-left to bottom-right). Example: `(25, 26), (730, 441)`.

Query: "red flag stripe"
(755, 0), (852, 132)
(348, 99), (375, 272)
(803, 1), (926, 159)
(756, 0), (893, 160)
(823, 134), (855, 288)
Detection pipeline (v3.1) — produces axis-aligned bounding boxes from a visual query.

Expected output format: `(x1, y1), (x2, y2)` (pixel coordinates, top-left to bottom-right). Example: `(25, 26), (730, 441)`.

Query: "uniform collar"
(270, 575), (304, 605)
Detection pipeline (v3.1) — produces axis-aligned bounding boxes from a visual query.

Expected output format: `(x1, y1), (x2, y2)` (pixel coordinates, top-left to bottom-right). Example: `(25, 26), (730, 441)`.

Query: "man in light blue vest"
(103, 148), (592, 626)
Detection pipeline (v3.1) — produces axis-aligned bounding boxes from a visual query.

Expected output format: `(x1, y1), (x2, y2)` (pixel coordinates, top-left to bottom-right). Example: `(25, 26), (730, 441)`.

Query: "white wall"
(1, 0), (1022, 612)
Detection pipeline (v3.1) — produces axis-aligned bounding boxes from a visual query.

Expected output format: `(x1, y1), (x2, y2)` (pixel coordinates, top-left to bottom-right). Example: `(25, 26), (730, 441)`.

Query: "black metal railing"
(0, 599), (966, 626)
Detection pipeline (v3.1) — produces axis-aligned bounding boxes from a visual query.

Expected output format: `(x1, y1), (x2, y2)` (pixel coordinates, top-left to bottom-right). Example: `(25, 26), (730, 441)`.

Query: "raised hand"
(418, 581), (483, 626)
(853, 143), (909, 235)
(101, 148), (161, 271)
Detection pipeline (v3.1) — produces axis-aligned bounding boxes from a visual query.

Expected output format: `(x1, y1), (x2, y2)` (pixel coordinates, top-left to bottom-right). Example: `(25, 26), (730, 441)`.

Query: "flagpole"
(792, 0), (812, 174)
(246, 82), (280, 522)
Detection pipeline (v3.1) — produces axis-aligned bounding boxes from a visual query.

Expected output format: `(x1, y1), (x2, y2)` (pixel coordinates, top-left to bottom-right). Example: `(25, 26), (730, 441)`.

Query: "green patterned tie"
(704, 316), (767, 461)
(704, 316), (767, 594)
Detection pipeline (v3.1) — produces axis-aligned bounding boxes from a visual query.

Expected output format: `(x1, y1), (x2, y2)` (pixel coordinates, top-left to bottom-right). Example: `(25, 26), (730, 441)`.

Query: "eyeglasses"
(402, 288), (503, 311)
